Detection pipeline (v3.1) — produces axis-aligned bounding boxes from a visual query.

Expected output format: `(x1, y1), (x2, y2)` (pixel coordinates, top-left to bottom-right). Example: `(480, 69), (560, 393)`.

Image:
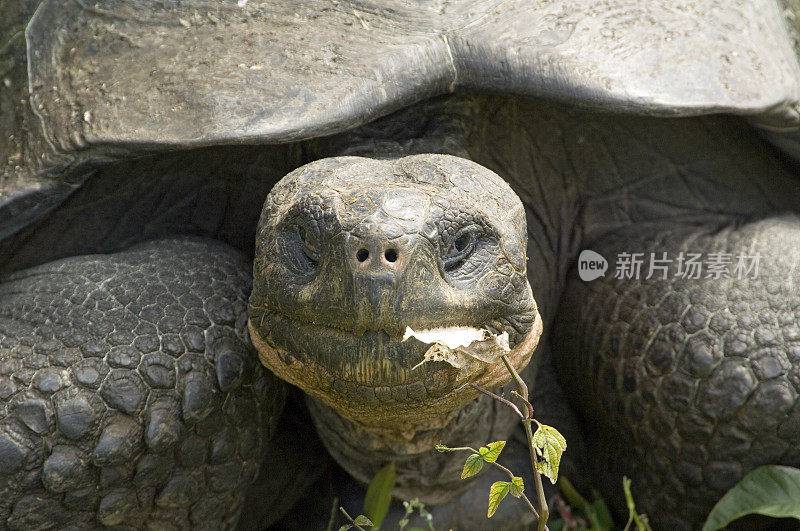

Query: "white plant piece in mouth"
(402, 326), (489, 349)
(403, 326), (511, 372)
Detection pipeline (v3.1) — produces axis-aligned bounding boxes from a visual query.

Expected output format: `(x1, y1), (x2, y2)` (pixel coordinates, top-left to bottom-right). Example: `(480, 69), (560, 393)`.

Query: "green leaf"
(557, 477), (613, 530)
(354, 515), (375, 527)
(531, 424), (567, 483)
(557, 477), (601, 528)
(590, 490), (615, 529)
(434, 444), (449, 453)
(509, 476), (524, 498)
(703, 465), (800, 531)
(461, 453), (484, 479)
(558, 476), (590, 512)
(488, 481), (511, 517)
(363, 462), (395, 529)
(338, 526), (352, 531)
(481, 440), (506, 463)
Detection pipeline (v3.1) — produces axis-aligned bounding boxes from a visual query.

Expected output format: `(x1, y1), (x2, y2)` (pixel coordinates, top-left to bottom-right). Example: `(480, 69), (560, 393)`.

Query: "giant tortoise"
(3, 0), (800, 529)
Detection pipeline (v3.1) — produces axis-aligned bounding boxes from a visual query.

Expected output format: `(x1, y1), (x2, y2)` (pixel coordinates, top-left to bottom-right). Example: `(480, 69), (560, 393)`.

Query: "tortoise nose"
(347, 236), (411, 324)
(350, 237), (405, 272)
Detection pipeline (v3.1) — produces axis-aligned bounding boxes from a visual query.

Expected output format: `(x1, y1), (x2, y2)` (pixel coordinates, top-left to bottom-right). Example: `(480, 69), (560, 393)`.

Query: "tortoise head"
(248, 154), (540, 432)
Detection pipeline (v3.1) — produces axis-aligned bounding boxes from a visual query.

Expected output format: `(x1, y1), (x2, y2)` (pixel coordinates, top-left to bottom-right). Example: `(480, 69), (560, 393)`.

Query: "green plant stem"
(524, 419), (550, 531)
(500, 355), (528, 399)
(501, 354), (550, 531)
(326, 497), (340, 531)
(468, 382), (524, 419)
(444, 446), (479, 453)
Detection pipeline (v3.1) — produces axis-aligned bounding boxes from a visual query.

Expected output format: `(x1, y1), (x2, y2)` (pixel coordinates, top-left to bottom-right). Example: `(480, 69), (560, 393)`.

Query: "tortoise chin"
(247, 309), (541, 427)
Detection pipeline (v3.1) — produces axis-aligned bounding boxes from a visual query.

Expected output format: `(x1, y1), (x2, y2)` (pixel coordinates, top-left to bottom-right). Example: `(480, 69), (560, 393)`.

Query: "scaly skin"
(555, 220), (800, 527)
(0, 238), (283, 529)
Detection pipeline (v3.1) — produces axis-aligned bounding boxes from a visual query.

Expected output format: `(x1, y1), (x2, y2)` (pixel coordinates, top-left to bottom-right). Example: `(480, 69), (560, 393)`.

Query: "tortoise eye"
(453, 233), (471, 252)
(281, 225), (319, 278)
(297, 226), (319, 263)
(443, 227), (477, 271)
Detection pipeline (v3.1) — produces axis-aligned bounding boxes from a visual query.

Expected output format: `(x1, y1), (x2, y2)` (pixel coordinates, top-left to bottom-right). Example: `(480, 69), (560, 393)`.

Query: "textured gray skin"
(0, 238), (284, 529)
(555, 221), (800, 527)
(3, 1), (800, 529)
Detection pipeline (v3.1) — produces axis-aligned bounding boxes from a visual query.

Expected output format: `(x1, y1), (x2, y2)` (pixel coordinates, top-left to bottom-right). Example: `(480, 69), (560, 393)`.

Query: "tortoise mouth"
(249, 309), (460, 386)
(247, 308), (542, 426)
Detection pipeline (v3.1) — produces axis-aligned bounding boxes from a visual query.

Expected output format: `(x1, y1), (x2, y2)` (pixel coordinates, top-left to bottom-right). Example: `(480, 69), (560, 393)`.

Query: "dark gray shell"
(3, 0), (800, 239)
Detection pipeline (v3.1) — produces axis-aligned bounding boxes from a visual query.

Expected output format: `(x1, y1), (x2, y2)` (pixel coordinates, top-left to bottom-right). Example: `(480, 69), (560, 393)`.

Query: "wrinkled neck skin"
(306, 384), (523, 503)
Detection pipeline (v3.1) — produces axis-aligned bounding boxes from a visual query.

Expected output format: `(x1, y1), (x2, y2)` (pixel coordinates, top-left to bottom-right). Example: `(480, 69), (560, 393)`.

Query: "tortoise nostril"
(356, 248), (369, 262)
(384, 249), (398, 263)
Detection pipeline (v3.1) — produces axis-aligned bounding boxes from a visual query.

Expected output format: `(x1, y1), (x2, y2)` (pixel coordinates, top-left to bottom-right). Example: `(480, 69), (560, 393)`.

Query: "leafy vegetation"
(436, 352), (566, 529)
(363, 462), (396, 528)
(702, 465), (800, 530)
(338, 509), (374, 531)
(531, 425), (567, 484)
(398, 499), (434, 531)
(555, 476), (615, 530)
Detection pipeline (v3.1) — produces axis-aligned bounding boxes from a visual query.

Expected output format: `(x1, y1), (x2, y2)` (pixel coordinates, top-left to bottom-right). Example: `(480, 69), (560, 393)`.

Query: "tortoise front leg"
(554, 218), (800, 528)
(0, 238), (284, 529)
